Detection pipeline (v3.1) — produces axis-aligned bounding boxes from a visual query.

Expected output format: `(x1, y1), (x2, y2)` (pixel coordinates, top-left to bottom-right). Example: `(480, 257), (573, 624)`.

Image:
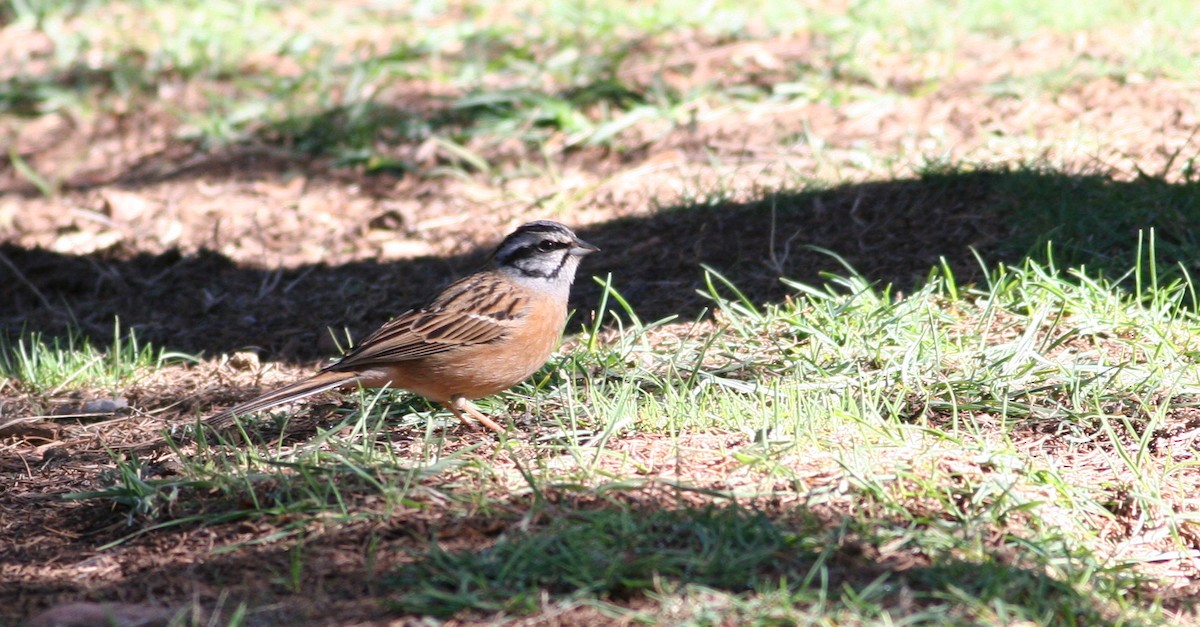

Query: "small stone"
(368, 208), (407, 230)
(81, 398), (129, 414)
(41, 446), (70, 462)
(27, 602), (175, 627)
(100, 188), (151, 222)
(51, 397), (128, 417)
(52, 229), (123, 254)
(227, 351), (261, 371)
(380, 238), (433, 259)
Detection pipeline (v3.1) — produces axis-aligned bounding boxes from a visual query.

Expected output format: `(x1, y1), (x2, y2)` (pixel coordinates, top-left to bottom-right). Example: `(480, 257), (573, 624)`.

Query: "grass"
(386, 504), (1136, 624)
(6, 0), (1199, 172)
(6, 0), (1200, 624)
(386, 506), (819, 617)
(0, 321), (189, 395)
(39, 237), (1196, 622)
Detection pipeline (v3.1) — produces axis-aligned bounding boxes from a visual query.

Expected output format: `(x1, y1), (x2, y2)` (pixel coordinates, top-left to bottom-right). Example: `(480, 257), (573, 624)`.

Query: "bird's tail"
(204, 370), (361, 431)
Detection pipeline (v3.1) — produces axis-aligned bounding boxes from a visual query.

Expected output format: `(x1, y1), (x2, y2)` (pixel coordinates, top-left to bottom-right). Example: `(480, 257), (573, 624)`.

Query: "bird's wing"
(325, 273), (527, 371)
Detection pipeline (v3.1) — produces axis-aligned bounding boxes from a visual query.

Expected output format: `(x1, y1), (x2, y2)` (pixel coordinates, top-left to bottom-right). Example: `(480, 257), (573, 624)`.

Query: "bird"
(203, 220), (598, 435)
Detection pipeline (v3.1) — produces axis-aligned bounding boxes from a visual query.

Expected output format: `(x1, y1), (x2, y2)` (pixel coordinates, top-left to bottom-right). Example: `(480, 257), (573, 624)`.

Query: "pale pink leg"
(445, 396), (505, 433)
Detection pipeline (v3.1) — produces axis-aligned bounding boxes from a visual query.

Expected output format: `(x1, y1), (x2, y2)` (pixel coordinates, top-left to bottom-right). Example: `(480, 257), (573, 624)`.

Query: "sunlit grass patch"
(0, 322), (189, 395)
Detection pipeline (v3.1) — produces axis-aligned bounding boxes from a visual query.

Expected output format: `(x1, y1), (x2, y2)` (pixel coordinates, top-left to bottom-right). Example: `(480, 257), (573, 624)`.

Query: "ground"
(3, 2), (1200, 625)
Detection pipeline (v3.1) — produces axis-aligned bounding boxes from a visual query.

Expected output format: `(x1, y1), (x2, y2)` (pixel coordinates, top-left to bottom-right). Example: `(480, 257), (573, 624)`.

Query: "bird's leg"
(446, 396), (505, 434)
(442, 401), (478, 431)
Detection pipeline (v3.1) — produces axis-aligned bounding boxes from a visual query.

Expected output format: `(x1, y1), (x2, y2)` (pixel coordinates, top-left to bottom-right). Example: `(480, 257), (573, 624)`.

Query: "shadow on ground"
(5, 489), (1144, 625)
(4, 167), (1200, 365)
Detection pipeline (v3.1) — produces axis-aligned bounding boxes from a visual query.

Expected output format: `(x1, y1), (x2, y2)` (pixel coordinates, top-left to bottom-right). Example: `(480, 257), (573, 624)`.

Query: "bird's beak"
(571, 238), (600, 256)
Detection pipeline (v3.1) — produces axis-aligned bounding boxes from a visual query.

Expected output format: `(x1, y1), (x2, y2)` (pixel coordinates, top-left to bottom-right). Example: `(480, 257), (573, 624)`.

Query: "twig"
(0, 249), (53, 310)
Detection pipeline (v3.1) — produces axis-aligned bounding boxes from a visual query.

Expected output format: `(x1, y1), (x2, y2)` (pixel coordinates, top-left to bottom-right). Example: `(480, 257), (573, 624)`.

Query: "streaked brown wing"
(323, 273), (525, 372)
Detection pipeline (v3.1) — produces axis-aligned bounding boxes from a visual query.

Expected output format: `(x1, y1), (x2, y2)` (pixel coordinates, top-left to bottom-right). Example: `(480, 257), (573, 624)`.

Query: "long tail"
(204, 370), (361, 430)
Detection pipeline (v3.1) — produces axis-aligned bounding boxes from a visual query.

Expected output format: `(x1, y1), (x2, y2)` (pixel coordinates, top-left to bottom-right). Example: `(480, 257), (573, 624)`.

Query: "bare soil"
(3, 26), (1200, 626)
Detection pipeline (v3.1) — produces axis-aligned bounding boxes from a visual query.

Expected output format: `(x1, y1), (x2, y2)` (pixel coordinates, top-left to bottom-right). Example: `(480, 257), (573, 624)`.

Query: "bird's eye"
(537, 239), (562, 252)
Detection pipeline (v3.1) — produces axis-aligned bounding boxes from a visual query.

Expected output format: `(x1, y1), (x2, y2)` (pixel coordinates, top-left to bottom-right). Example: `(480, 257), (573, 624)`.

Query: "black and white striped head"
(493, 220), (598, 292)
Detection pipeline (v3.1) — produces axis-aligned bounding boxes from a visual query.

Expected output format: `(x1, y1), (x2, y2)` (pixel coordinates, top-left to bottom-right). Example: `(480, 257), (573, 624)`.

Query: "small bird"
(204, 220), (598, 434)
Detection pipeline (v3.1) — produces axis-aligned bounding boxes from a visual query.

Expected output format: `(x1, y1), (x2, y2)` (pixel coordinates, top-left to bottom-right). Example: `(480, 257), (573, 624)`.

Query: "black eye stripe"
(504, 242), (555, 262)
